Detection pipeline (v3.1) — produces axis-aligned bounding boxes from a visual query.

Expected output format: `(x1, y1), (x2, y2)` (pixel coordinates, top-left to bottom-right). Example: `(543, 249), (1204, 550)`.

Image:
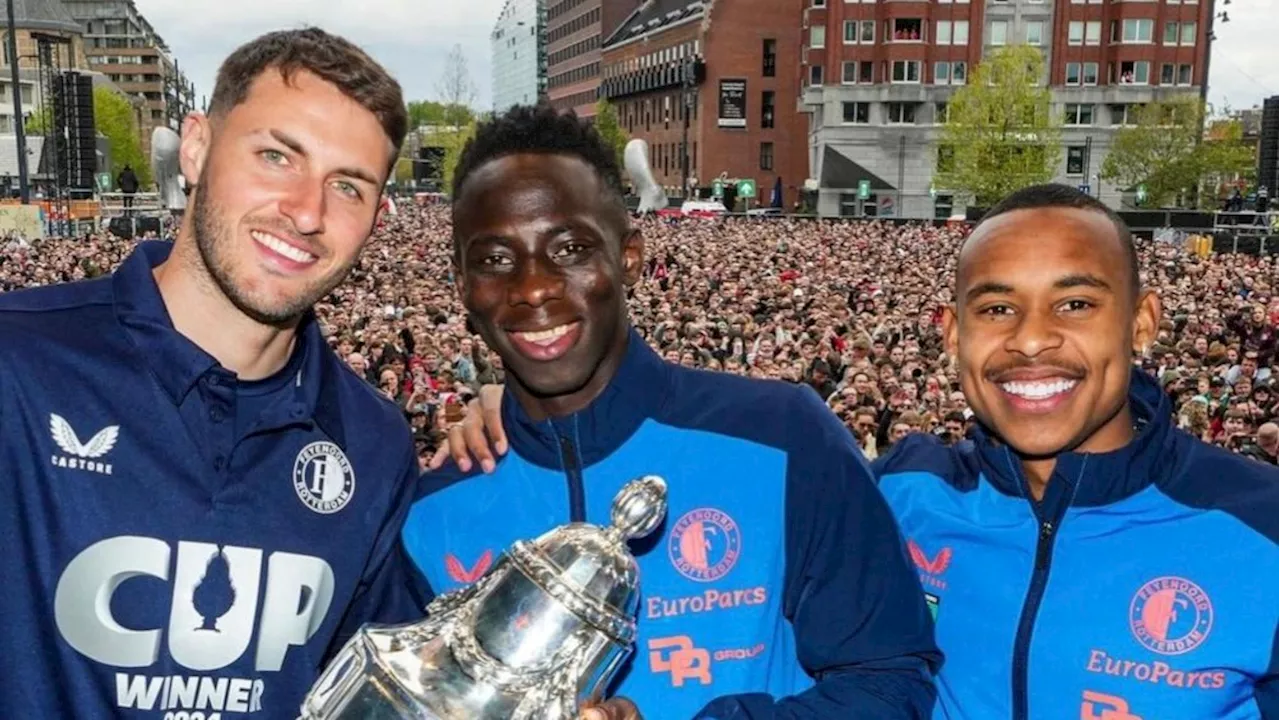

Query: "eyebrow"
(964, 273), (1113, 302)
(268, 129), (379, 187)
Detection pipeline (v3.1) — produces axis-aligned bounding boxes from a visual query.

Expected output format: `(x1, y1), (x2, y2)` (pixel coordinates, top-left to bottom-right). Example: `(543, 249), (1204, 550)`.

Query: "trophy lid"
(523, 476), (667, 627)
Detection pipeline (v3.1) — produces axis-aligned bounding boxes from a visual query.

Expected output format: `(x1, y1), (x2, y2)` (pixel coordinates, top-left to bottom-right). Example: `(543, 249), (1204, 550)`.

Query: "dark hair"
(207, 28), (407, 160)
(451, 103), (627, 229)
(976, 183), (1139, 299)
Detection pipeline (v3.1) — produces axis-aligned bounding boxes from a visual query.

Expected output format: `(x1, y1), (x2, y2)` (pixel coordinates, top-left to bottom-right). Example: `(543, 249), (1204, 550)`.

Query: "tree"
(1102, 97), (1254, 209)
(934, 45), (1061, 207)
(436, 44), (477, 129)
(594, 99), (628, 169)
(429, 44), (478, 195)
(94, 88), (151, 188)
(24, 88), (152, 188)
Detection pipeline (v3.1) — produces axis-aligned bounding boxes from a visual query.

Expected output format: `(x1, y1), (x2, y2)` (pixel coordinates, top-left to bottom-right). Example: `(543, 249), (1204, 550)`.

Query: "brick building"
(802, 0), (1213, 217)
(545, 0), (640, 118)
(600, 0), (808, 208)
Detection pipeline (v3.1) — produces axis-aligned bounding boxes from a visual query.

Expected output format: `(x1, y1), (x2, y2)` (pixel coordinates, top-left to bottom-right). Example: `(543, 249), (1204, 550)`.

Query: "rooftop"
(8, 0), (84, 36)
(603, 0), (704, 48)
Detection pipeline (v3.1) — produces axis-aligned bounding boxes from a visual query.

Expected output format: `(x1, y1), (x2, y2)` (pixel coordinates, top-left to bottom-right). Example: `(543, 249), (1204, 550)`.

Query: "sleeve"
(695, 388), (943, 719)
(1257, 629), (1278, 720)
(323, 434), (433, 662)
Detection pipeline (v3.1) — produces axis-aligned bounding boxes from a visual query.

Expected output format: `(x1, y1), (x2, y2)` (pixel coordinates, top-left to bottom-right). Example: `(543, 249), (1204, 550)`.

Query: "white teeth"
(252, 230), (316, 263)
(515, 324), (573, 345)
(1000, 379), (1078, 399)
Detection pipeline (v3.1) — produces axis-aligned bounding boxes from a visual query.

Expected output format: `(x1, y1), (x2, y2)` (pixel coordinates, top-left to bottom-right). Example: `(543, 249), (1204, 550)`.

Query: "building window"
(891, 60), (921, 83)
(1025, 21), (1044, 45)
(887, 102), (917, 124)
(936, 144), (955, 171)
(934, 61), (966, 85)
(1178, 63), (1193, 85)
(859, 60), (874, 82)
(763, 39), (776, 77)
(1085, 21), (1100, 44)
(843, 61), (859, 83)
(1067, 146), (1085, 175)
(1119, 60), (1150, 84)
(1111, 103), (1144, 126)
(760, 142), (774, 171)
(892, 18), (923, 41)
(1116, 19), (1154, 43)
(990, 21), (1008, 45)
(810, 25), (826, 48)
(762, 90), (775, 127)
(842, 101), (870, 123)
(1064, 103), (1094, 125)
(844, 20), (876, 44)
(934, 194), (954, 219)
(936, 20), (968, 45)
(1066, 62), (1081, 85)
(1180, 22), (1197, 45)
(1160, 63), (1175, 85)
(810, 64), (824, 85)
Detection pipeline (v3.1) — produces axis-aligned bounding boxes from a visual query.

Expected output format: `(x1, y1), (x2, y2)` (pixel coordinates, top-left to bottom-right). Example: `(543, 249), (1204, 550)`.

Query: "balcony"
(600, 58), (705, 100)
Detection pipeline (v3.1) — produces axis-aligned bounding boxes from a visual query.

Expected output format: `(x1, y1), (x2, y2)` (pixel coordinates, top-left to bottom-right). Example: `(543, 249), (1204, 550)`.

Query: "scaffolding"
(31, 32), (71, 238)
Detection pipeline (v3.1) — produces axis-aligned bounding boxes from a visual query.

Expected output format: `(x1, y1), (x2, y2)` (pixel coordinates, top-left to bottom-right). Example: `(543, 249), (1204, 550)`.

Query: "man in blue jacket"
(441, 184), (1279, 719)
(0, 29), (427, 717)
(874, 185), (1277, 719)
(401, 104), (942, 719)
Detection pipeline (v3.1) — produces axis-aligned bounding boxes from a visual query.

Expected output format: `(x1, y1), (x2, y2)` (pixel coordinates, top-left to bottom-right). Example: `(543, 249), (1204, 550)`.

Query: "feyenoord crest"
(293, 442), (355, 514)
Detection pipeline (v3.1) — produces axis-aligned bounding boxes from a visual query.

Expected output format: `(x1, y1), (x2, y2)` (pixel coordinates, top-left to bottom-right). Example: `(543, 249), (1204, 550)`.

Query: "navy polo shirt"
(0, 241), (429, 718)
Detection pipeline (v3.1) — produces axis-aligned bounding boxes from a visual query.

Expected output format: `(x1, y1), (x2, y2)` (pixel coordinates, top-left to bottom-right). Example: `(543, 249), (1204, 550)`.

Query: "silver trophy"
(299, 475), (668, 720)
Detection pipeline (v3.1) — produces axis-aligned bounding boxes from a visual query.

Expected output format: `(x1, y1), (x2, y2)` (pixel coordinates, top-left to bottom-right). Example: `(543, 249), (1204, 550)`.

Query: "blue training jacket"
(0, 242), (428, 719)
(402, 329), (942, 718)
(874, 368), (1278, 720)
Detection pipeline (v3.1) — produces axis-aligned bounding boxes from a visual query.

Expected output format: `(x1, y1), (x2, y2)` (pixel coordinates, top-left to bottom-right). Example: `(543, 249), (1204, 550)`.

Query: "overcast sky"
(136, 0), (1276, 114)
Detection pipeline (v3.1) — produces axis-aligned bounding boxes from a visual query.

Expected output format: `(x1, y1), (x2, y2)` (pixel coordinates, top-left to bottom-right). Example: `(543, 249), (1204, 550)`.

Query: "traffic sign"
(95, 173), (111, 192)
(1077, 184), (1090, 194)
(736, 178), (756, 197)
(711, 179), (724, 198)
(858, 179), (871, 199)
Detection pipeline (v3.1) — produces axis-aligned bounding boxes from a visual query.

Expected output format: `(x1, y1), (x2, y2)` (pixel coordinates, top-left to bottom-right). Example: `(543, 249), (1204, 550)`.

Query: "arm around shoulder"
(698, 388), (942, 719)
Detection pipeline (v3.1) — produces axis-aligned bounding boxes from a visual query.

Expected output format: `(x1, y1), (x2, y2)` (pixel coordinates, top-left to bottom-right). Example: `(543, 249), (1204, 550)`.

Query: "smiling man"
(874, 185), (1278, 719)
(0, 29), (428, 717)
(401, 104), (941, 719)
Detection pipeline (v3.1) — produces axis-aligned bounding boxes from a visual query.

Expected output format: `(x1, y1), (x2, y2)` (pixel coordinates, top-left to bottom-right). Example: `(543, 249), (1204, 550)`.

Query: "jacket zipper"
(557, 433), (586, 523)
(1010, 476), (1066, 720)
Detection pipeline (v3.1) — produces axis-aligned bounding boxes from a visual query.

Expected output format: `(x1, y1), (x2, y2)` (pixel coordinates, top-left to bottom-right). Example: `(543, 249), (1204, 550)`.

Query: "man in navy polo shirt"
(0, 29), (427, 717)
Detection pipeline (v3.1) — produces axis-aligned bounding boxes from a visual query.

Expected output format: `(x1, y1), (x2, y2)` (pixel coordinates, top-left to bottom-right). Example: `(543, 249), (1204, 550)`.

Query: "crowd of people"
(2, 202), (1276, 467)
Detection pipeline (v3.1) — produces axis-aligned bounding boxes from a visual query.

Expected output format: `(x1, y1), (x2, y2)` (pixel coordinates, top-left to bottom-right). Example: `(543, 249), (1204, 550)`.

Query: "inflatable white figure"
(623, 138), (666, 214)
(150, 126), (187, 211)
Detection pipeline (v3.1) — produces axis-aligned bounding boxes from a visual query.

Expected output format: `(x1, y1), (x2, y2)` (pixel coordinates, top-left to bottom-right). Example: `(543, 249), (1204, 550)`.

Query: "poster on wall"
(717, 78), (746, 128)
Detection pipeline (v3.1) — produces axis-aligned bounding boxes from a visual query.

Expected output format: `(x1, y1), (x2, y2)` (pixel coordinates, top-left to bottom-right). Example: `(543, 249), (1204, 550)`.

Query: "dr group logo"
(647, 635), (766, 688)
(667, 508), (742, 583)
(1129, 576), (1213, 656)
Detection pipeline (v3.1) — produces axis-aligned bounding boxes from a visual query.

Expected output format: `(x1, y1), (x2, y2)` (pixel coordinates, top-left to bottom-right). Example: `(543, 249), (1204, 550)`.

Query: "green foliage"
(1100, 97), (1254, 209)
(406, 100), (474, 131)
(24, 88), (152, 189)
(593, 99), (628, 169)
(934, 45), (1061, 207)
(94, 87), (151, 188)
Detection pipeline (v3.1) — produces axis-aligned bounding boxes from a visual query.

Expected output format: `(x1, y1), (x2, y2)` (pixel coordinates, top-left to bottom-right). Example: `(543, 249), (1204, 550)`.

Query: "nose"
(507, 257), (566, 308)
(1004, 307), (1064, 358)
(278, 179), (326, 236)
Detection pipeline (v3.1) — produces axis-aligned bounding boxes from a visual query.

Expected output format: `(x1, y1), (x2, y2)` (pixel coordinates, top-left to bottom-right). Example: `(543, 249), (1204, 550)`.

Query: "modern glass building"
(491, 0), (546, 111)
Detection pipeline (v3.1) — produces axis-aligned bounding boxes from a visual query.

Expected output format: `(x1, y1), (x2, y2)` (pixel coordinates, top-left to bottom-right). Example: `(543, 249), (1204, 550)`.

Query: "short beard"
(190, 169), (356, 327)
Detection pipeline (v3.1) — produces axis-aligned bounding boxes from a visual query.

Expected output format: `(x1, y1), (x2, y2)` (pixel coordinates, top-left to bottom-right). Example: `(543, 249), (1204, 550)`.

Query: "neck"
(1018, 400), (1137, 501)
(154, 227), (300, 381)
(510, 326), (630, 423)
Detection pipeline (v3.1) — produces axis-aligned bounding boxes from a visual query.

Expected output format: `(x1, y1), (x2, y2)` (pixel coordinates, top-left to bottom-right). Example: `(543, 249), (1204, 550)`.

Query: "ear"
(178, 113), (212, 188)
(621, 229), (645, 287)
(1132, 288), (1162, 356)
(941, 303), (960, 361)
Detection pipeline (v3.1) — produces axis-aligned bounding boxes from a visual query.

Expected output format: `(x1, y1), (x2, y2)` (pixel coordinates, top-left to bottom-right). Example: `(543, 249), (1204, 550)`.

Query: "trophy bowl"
(299, 475), (668, 720)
